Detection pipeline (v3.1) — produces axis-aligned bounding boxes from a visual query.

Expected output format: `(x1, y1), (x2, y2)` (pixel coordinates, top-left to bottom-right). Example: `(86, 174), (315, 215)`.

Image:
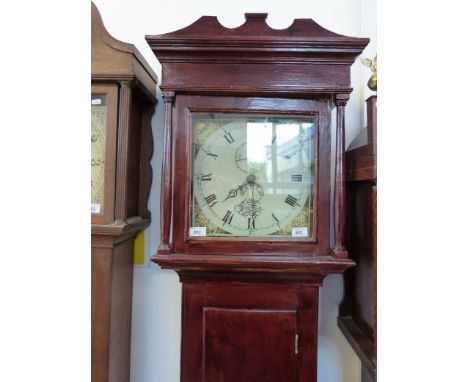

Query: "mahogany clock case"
(91, 2), (157, 227)
(91, 3), (158, 382)
(339, 96), (377, 381)
(146, 13), (368, 382)
(147, 13), (369, 265)
(171, 95), (330, 256)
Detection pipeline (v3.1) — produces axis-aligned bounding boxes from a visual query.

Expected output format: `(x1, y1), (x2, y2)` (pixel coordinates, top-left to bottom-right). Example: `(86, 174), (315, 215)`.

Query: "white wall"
(92, 1), (376, 381)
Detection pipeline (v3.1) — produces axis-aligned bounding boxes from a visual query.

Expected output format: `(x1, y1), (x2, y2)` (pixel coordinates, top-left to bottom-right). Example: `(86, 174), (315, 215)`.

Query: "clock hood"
(145, 13), (368, 97)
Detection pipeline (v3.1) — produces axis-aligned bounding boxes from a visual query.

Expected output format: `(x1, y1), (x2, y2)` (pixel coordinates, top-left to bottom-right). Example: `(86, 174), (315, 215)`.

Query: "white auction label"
(189, 227), (206, 237)
(91, 204), (101, 213)
(91, 98), (102, 105)
(292, 227), (308, 237)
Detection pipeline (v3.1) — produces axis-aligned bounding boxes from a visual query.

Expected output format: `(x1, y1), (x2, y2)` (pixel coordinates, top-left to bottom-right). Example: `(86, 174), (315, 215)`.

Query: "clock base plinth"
(151, 254), (354, 382)
(91, 219), (150, 382)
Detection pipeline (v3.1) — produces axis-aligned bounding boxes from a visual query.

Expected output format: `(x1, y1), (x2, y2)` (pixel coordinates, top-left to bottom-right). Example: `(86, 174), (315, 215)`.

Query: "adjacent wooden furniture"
(338, 96), (377, 381)
(91, 3), (157, 381)
(147, 14), (368, 381)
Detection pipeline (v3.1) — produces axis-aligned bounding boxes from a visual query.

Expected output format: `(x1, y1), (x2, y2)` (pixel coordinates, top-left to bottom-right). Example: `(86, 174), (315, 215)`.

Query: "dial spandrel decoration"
(190, 113), (315, 238)
(91, 95), (107, 214)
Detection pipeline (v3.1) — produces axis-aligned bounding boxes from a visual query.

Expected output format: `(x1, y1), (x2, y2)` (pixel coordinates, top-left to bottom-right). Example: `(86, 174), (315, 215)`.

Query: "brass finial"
(361, 55), (377, 91)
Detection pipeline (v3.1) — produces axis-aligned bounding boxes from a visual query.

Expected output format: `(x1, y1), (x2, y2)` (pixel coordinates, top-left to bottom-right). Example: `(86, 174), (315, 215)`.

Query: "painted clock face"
(190, 113), (315, 238)
(91, 95), (107, 214)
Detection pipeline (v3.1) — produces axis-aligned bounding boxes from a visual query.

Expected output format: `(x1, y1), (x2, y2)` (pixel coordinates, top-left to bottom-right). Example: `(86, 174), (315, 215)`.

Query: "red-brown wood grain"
(203, 308), (297, 382)
(115, 82), (133, 221)
(92, 1), (157, 225)
(138, 102), (156, 219)
(157, 91), (175, 255)
(181, 281), (318, 382)
(146, 12), (368, 382)
(91, 3), (158, 381)
(339, 96), (377, 381)
(91, 222), (150, 382)
(170, 95), (330, 257)
(332, 93), (350, 258)
(147, 13), (368, 264)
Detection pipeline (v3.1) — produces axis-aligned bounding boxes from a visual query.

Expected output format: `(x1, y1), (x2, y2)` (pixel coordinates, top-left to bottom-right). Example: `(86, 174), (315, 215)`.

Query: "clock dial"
(191, 113), (315, 238)
(91, 95), (107, 214)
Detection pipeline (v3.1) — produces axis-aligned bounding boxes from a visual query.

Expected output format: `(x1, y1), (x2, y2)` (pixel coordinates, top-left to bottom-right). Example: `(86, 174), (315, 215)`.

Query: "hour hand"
(222, 188), (239, 201)
(222, 181), (248, 202)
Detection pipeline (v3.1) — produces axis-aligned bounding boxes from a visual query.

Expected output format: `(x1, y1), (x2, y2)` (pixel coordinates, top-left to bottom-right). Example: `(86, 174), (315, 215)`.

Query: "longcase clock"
(146, 13), (368, 382)
(91, 3), (157, 382)
(339, 95), (377, 381)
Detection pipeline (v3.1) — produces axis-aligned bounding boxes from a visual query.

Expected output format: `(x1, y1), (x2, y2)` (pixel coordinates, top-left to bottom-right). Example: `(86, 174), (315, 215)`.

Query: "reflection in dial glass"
(91, 95), (107, 213)
(190, 113), (315, 238)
